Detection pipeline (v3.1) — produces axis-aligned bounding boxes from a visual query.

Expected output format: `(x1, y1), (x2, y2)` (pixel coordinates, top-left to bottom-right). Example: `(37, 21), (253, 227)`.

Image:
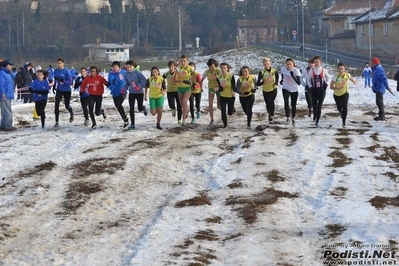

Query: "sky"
(1, 48), (398, 266)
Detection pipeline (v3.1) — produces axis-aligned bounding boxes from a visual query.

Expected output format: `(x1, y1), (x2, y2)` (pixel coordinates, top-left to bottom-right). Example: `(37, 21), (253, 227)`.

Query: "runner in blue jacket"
(123, 60), (147, 129)
(29, 70), (51, 128)
(53, 58), (74, 129)
(108, 61), (129, 128)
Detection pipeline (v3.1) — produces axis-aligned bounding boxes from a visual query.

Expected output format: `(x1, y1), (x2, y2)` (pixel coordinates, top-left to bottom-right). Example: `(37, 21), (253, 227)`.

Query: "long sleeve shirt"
(123, 70), (147, 94)
(80, 74), (108, 96)
(54, 67), (72, 92)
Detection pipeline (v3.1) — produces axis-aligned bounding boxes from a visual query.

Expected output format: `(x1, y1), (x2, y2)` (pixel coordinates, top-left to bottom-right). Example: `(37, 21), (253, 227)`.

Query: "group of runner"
(1, 54), (394, 131)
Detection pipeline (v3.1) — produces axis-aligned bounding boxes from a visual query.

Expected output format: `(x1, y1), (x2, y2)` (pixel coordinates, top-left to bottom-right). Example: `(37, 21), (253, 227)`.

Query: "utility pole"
(22, 11), (25, 45)
(302, 0), (305, 58)
(368, 0), (372, 63)
(179, 6), (182, 57)
(137, 14), (139, 47)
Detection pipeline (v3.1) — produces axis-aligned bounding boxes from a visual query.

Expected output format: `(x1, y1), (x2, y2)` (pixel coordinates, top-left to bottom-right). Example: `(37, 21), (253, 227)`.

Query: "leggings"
(305, 91), (312, 111)
(333, 93), (349, 125)
(80, 96), (89, 120)
(35, 99), (47, 126)
(167, 91), (182, 120)
(113, 94), (127, 119)
(282, 89), (298, 118)
(220, 96), (235, 127)
(88, 95), (103, 124)
(129, 93), (144, 125)
(311, 91), (326, 123)
(55, 90), (73, 123)
(239, 95), (254, 127)
(262, 89), (277, 116)
(189, 92), (201, 118)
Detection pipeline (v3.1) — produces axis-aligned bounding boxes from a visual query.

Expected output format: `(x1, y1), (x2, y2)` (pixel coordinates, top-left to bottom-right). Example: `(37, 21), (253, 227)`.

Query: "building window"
(267, 29), (270, 35)
(241, 29), (245, 34)
(358, 25), (362, 39)
(383, 22), (388, 36)
(106, 49), (110, 52)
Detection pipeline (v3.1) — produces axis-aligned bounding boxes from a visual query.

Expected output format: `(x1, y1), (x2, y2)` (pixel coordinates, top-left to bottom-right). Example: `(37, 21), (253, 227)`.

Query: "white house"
(83, 42), (134, 62)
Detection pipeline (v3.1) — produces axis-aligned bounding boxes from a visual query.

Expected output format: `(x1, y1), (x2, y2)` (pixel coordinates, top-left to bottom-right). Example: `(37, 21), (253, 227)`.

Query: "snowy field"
(1, 48), (399, 266)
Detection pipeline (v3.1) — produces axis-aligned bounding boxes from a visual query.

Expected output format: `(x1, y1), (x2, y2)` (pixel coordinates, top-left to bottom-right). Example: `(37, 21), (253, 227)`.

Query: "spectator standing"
(20, 62), (34, 103)
(370, 57), (392, 121)
(0, 60), (17, 131)
(362, 63), (372, 88)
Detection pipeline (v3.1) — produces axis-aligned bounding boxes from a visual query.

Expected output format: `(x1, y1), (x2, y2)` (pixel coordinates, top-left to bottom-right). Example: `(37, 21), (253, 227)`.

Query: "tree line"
(0, 0), (329, 62)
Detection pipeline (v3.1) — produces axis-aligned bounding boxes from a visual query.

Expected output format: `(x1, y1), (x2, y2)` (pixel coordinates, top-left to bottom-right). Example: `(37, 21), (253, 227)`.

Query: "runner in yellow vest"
(330, 62), (357, 128)
(173, 55), (195, 126)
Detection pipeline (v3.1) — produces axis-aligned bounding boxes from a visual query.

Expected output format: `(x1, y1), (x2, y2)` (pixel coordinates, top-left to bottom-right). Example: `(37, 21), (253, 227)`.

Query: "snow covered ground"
(1, 48), (399, 266)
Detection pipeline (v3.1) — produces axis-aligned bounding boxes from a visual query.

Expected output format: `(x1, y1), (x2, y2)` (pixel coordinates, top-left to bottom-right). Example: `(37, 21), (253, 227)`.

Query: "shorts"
(149, 96), (164, 110)
(208, 88), (220, 96)
(178, 87), (191, 94)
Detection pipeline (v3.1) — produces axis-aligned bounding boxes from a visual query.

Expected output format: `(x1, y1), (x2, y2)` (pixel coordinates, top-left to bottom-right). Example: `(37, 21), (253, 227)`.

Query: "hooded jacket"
(371, 64), (389, 94)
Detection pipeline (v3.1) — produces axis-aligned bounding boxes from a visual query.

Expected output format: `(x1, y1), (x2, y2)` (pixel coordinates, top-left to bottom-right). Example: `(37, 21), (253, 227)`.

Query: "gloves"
(28, 88), (34, 93)
(279, 80), (283, 85)
(251, 88), (257, 93)
(105, 82), (110, 87)
(218, 86), (224, 92)
(183, 80), (191, 85)
(290, 71), (295, 77)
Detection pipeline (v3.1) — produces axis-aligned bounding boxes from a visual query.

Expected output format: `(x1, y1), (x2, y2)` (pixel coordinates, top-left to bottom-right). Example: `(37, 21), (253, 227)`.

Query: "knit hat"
(2, 60), (14, 67)
(372, 57), (380, 65)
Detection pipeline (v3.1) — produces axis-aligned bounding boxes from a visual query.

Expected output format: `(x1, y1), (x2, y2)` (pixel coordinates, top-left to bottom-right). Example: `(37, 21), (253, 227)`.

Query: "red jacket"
(80, 75), (108, 96)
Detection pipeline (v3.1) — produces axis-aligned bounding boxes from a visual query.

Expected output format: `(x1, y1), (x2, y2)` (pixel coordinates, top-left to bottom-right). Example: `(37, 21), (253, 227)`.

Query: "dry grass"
(226, 188), (298, 224)
(175, 192), (211, 208)
(369, 195), (399, 209)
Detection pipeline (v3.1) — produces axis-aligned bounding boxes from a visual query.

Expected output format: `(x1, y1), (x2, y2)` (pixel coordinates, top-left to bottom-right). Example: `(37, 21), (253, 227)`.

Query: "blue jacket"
(0, 68), (15, 100)
(47, 67), (55, 80)
(372, 64), (389, 94)
(108, 69), (126, 97)
(123, 70), (147, 94)
(54, 67), (72, 92)
(70, 68), (77, 79)
(30, 79), (51, 101)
